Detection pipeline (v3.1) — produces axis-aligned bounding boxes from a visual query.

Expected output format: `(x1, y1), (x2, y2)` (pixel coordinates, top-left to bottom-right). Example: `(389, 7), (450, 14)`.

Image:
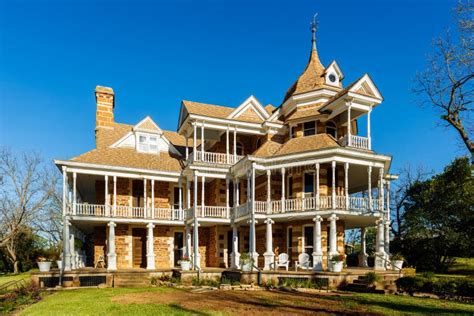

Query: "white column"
(359, 227), (368, 267)
(226, 126), (230, 159)
(146, 223), (155, 270)
(186, 180), (191, 209)
(63, 219), (71, 271)
(143, 179), (147, 218)
(73, 172), (77, 215)
(233, 127), (237, 159)
(235, 179), (240, 206)
(193, 122), (197, 155)
(151, 179), (155, 219)
(200, 122), (204, 157)
(379, 168), (385, 212)
(62, 167), (67, 216)
(193, 172), (201, 269)
(201, 176), (205, 217)
(226, 177), (230, 218)
(281, 167), (286, 212)
(368, 166), (372, 211)
(113, 176), (117, 217)
(69, 229), (76, 269)
(263, 218), (275, 270)
(331, 161), (336, 208)
(328, 213), (339, 258)
(231, 224), (240, 269)
(185, 224), (192, 258)
(107, 222), (117, 271)
(368, 107), (372, 150)
(250, 164), (258, 266)
(347, 101), (352, 146)
(344, 162), (349, 210)
(374, 218), (386, 271)
(178, 178), (183, 220)
(385, 180), (391, 254)
(185, 136), (189, 160)
(266, 170), (271, 214)
(384, 221), (390, 255)
(315, 163), (320, 210)
(313, 215), (323, 271)
(105, 175), (109, 216)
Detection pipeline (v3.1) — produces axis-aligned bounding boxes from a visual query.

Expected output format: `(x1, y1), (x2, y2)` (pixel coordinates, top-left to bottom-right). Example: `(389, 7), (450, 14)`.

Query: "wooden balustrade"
(186, 151), (244, 165)
(338, 135), (370, 150)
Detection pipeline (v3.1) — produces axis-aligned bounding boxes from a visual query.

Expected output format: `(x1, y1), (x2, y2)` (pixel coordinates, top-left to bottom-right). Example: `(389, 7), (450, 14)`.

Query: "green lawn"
(17, 287), (474, 316)
(0, 270), (34, 287)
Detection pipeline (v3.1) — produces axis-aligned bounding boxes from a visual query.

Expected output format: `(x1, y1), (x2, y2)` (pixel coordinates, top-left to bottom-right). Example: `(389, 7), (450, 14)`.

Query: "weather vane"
(311, 13), (318, 49)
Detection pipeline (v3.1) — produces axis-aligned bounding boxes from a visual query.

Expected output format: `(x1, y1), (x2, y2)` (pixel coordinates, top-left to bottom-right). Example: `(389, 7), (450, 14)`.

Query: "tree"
(0, 148), (55, 273)
(414, 1), (473, 154)
(400, 157), (474, 272)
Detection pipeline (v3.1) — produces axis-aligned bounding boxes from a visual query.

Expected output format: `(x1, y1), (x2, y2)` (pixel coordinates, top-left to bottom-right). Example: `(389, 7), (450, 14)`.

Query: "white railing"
(338, 135), (370, 150)
(195, 206), (229, 218)
(186, 151), (244, 165)
(319, 196), (332, 209)
(75, 203), (106, 217)
(349, 197), (369, 210)
(255, 201), (268, 214)
(271, 200), (282, 214)
(234, 202), (250, 218)
(71, 203), (182, 220)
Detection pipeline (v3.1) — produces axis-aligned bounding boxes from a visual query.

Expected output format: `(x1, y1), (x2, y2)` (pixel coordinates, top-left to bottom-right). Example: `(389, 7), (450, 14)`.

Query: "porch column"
(266, 170), (271, 214)
(69, 229), (76, 269)
(374, 218), (386, 271)
(113, 176), (117, 217)
(107, 222), (117, 271)
(347, 100), (352, 146)
(231, 224), (240, 269)
(185, 136), (189, 160)
(200, 121), (205, 157)
(185, 224), (192, 258)
(385, 180), (391, 254)
(193, 172), (201, 269)
(379, 168), (385, 212)
(226, 126), (230, 161)
(312, 215), (323, 271)
(193, 122), (197, 155)
(201, 176), (205, 217)
(73, 172), (77, 215)
(235, 178), (240, 206)
(146, 223), (155, 270)
(178, 178), (183, 220)
(368, 107), (372, 150)
(250, 164), (259, 266)
(105, 175), (109, 216)
(151, 179), (155, 219)
(315, 163), (320, 210)
(233, 127), (237, 160)
(359, 227), (368, 267)
(281, 167), (286, 212)
(331, 161), (336, 208)
(226, 177), (230, 218)
(143, 179), (147, 218)
(344, 162), (349, 210)
(62, 219), (71, 271)
(384, 221), (391, 255)
(368, 166), (372, 211)
(263, 218), (275, 270)
(62, 166), (67, 216)
(328, 213), (339, 259)
(186, 180), (191, 209)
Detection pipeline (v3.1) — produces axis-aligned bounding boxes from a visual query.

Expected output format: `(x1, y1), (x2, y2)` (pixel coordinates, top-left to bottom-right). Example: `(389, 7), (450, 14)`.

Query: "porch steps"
(344, 275), (396, 294)
(112, 273), (151, 288)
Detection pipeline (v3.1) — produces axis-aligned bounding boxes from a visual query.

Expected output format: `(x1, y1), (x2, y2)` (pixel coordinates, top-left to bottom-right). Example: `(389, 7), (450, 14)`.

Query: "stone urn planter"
(241, 262), (252, 272)
(330, 261), (343, 272)
(38, 261), (52, 272)
(391, 260), (403, 270)
(180, 261), (191, 271)
(56, 260), (62, 269)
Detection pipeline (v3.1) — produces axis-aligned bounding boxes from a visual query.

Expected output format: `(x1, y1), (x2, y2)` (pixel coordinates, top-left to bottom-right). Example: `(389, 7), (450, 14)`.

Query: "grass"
(17, 287), (474, 316)
(0, 270), (34, 287)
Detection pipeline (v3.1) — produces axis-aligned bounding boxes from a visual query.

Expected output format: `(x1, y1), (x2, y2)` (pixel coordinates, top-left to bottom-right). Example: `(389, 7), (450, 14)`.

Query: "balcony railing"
(338, 135), (370, 150)
(233, 196), (382, 218)
(186, 151), (244, 166)
(185, 206), (230, 220)
(69, 203), (184, 220)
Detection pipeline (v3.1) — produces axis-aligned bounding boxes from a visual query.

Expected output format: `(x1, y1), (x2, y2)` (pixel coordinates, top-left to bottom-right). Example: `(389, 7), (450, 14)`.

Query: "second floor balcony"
(338, 135), (371, 150)
(186, 151), (244, 166)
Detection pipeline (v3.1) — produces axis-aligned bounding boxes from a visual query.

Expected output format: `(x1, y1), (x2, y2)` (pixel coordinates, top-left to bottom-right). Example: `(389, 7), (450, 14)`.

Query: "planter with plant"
(178, 256), (191, 271)
(240, 253), (252, 272)
(391, 253), (404, 270)
(329, 254), (344, 272)
(37, 257), (52, 272)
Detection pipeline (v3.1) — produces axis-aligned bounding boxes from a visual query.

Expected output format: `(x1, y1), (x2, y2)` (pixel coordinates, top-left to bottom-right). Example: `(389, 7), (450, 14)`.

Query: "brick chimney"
(95, 86), (115, 129)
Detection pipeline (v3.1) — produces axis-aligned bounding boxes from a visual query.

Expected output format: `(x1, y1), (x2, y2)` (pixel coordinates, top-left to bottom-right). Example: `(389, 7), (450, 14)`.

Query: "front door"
(303, 226), (314, 266)
(174, 232), (184, 266)
(132, 228), (146, 268)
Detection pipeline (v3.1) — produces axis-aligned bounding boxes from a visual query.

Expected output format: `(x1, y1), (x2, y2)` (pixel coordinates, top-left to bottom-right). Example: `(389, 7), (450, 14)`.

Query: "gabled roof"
(286, 103), (324, 121)
(182, 100), (234, 120)
(228, 95), (269, 123)
(133, 116), (162, 133)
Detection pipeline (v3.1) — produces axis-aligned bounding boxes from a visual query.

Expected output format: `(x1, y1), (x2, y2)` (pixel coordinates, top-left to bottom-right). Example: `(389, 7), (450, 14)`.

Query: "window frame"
(136, 133), (160, 153)
(325, 121), (337, 139)
(303, 121), (316, 136)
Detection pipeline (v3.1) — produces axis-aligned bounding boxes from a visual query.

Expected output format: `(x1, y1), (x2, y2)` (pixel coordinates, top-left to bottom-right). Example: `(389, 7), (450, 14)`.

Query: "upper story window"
(137, 134), (159, 153)
(290, 126), (296, 139)
(303, 121), (316, 136)
(325, 121), (337, 139)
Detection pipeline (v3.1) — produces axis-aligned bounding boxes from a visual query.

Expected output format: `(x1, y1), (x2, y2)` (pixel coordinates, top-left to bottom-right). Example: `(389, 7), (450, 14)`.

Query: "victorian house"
(55, 24), (395, 273)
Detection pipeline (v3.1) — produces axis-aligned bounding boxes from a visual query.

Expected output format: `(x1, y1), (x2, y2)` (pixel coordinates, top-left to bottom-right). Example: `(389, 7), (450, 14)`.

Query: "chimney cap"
(95, 85), (114, 94)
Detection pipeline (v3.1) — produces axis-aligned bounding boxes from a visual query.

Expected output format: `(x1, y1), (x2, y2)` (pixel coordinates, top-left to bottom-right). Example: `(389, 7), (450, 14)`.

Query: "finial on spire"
(311, 13), (318, 50)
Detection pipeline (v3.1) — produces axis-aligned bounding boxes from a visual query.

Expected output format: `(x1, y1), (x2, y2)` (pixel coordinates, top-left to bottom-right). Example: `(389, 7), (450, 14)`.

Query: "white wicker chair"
(294, 253), (311, 271)
(274, 253), (289, 271)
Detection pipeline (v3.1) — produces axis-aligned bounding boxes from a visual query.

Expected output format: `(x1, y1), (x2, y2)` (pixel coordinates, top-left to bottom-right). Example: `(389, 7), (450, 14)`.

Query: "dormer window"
(303, 121), (316, 136)
(137, 134), (159, 153)
(325, 121), (337, 139)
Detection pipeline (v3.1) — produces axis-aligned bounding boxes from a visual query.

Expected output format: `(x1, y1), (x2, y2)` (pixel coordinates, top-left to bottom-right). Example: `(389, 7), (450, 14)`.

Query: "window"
(132, 180), (144, 207)
(325, 121), (337, 139)
(290, 126), (296, 138)
(137, 134), (160, 153)
(287, 176), (293, 198)
(304, 172), (314, 196)
(173, 187), (180, 209)
(303, 121), (316, 136)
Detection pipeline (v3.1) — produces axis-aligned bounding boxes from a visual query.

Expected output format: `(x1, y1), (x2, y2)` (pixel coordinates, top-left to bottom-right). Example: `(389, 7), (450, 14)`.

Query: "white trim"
(133, 116), (163, 133)
(228, 95), (269, 121)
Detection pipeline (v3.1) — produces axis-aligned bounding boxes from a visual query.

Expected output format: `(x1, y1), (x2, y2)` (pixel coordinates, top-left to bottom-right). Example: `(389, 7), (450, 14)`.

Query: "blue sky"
(0, 0), (466, 174)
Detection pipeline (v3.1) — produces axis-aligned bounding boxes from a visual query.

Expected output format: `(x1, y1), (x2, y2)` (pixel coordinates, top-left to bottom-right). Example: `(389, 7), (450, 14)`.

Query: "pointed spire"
(311, 13), (318, 51)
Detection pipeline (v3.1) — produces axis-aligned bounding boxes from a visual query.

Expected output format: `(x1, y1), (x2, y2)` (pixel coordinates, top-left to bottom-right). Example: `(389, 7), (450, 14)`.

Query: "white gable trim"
(228, 95), (269, 121)
(349, 74), (383, 100)
(133, 116), (163, 133)
(325, 60), (344, 80)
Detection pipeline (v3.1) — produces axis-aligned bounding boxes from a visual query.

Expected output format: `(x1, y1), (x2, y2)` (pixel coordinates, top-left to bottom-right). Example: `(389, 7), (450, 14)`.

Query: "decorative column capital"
(329, 213), (339, 221)
(264, 218), (274, 225)
(313, 215), (323, 223)
(107, 221), (116, 228)
(147, 223), (155, 229)
(281, 167), (285, 175)
(331, 160), (336, 168)
(315, 162), (320, 170)
(266, 169), (271, 176)
(344, 162), (349, 170)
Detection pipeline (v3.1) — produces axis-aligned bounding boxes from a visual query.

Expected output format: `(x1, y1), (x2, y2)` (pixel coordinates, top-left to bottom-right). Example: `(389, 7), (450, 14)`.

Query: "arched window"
(325, 121), (337, 139)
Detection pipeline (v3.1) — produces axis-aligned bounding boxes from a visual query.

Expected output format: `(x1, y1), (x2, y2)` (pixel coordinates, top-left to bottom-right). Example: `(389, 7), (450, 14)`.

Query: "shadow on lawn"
(168, 303), (210, 316)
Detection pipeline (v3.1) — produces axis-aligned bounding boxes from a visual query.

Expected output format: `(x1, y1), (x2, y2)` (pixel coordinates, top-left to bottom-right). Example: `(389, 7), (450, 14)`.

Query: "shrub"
(191, 277), (220, 287)
(457, 279), (474, 297)
(396, 276), (474, 298)
(396, 276), (425, 295)
(365, 272), (381, 285)
(0, 283), (41, 313)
